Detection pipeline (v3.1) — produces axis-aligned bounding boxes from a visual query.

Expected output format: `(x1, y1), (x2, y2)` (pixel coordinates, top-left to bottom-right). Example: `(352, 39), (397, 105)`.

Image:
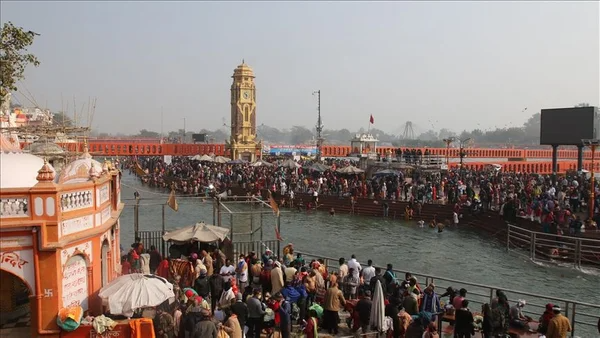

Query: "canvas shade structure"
(373, 169), (401, 177)
(252, 159), (273, 167)
(197, 154), (214, 162)
(308, 162), (330, 172)
(228, 159), (247, 164)
(336, 165), (364, 174)
(162, 222), (230, 244)
(213, 156), (231, 164)
(98, 274), (175, 318)
(279, 159), (300, 169)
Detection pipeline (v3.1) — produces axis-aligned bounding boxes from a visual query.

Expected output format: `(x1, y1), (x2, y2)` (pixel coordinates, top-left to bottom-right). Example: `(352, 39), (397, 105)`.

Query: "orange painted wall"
(47, 141), (596, 160)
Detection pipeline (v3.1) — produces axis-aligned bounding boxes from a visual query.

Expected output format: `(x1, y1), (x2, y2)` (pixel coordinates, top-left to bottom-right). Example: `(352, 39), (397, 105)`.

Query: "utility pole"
(160, 107), (164, 141)
(182, 117), (186, 144)
(313, 90), (322, 161)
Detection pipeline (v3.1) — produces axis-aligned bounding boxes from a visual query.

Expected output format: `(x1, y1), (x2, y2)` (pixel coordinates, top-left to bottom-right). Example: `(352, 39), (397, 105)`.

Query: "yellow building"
(228, 61), (262, 161)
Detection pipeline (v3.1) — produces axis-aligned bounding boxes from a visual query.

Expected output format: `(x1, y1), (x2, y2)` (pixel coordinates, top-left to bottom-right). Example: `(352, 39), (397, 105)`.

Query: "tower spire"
(242, 58), (245, 64)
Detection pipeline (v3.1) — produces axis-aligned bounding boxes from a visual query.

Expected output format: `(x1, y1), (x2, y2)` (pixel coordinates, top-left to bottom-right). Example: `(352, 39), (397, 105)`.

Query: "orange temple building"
(0, 134), (123, 337)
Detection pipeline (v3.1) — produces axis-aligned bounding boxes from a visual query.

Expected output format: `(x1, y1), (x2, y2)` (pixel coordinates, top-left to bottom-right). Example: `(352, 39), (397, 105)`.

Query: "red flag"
(369, 114), (374, 124)
(274, 226), (283, 241)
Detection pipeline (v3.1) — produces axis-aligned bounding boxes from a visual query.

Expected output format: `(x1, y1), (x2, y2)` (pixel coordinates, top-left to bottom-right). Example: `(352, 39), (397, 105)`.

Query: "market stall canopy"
(308, 162), (331, 172)
(198, 154), (214, 162)
(252, 159), (274, 167)
(213, 156), (231, 164)
(228, 159), (247, 164)
(279, 159), (301, 169)
(98, 274), (175, 318)
(162, 222), (230, 244)
(336, 165), (365, 174)
(373, 169), (401, 177)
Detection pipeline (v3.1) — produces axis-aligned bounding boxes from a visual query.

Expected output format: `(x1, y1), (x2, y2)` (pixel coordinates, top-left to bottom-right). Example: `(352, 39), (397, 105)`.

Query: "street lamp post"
(313, 90), (322, 161)
(442, 137), (455, 169)
(182, 117), (186, 144)
(582, 139), (599, 219)
(459, 137), (471, 169)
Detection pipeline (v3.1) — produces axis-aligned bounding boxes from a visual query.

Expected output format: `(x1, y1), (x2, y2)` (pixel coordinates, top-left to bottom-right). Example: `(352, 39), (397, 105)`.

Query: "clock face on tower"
(242, 91), (250, 100)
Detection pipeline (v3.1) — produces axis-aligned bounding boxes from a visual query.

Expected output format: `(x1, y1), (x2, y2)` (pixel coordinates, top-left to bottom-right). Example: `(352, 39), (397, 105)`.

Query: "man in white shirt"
(361, 259), (376, 286)
(220, 259), (236, 283)
(347, 254), (361, 279)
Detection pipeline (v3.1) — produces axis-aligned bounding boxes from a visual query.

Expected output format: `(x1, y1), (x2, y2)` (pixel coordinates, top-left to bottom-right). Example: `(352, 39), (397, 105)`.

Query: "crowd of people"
(119, 241), (575, 338)
(124, 155), (599, 236)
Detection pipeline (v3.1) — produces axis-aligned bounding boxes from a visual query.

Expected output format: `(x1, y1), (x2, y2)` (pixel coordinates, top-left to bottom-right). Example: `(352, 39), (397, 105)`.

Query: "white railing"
(0, 197), (30, 218)
(296, 250), (600, 337)
(60, 189), (94, 212)
(507, 224), (600, 269)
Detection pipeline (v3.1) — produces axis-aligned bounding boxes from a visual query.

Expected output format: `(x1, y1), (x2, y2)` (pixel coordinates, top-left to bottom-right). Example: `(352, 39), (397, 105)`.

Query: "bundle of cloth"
(56, 306), (83, 332)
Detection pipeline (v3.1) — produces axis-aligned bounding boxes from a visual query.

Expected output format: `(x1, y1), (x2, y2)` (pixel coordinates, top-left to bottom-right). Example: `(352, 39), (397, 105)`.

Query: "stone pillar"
(577, 145), (584, 172)
(552, 145), (559, 183)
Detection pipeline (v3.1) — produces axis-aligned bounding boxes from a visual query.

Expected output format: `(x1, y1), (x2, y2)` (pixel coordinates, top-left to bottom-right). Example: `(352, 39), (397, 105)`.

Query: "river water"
(118, 172), (599, 335)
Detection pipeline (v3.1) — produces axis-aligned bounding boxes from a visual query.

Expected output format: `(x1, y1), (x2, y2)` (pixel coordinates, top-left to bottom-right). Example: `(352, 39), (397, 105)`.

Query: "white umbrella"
(214, 156), (231, 164)
(369, 280), (385, 332)
(162, 222), (230, 244)
(98, 274), (174, 318)
(336, 165), (365, 174)
(198, 154), (213, 162)
(252, 159), (273, 167)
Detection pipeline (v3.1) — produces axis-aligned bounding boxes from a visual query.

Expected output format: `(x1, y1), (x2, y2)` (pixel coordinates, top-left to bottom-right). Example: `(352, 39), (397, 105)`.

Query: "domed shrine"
(0, 133), (123, 337)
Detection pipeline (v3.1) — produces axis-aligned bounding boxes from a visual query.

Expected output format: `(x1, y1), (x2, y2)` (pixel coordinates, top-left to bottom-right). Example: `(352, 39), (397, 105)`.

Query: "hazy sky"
(1, 1), (599, 136)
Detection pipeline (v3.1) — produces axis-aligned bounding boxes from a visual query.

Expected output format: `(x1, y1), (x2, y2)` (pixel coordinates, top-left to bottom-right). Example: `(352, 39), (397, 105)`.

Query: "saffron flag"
(268, 191), (280, 217)
(167, 189), (179, 212)
(369, 114), (374, 124)
(274, 226), (283, 241)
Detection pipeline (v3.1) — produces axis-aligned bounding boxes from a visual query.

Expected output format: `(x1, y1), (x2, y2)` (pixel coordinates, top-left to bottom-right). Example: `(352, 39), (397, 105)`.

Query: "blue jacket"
(282, 285), (304, 303)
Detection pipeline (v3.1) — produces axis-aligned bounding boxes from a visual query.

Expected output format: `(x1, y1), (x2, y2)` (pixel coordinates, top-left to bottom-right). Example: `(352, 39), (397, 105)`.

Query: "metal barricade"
(296, 250), (600, 337)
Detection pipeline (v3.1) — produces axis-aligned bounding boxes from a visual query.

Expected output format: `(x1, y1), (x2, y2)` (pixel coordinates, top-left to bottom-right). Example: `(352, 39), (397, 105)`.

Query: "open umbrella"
(309, 162), (330, 172)
(162, 222), (230, 244)
(228, 159), (247, 164)
(369, 280), (385, 332)
(213, 156), (231, 164)
(252, 159), (274, 167)
(336, 165), (365, 174)
(373, 169), (401, 177)
(198, 154), (213, 162)
(98, 274), (175, 318)
(279, 159), (300, 169)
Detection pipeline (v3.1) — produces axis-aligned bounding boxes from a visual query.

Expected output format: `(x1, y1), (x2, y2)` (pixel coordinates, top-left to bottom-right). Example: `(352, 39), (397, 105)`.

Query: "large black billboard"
(540, 107), (599, 145)
(192, 133), (206, 143)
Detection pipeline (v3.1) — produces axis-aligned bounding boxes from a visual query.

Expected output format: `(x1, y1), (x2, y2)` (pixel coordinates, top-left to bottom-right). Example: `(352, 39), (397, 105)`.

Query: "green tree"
(138, 129), (160, 138)
(0, 22), (40, 109)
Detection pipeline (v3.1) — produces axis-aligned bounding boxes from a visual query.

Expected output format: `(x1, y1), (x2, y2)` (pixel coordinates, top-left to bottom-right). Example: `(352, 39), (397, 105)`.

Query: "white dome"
(0, 152), (47, 189)
(55, 152), (103, 185)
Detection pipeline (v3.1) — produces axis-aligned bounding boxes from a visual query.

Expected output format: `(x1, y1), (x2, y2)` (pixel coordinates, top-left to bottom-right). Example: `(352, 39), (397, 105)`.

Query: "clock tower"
(228, 61), (262, 161)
